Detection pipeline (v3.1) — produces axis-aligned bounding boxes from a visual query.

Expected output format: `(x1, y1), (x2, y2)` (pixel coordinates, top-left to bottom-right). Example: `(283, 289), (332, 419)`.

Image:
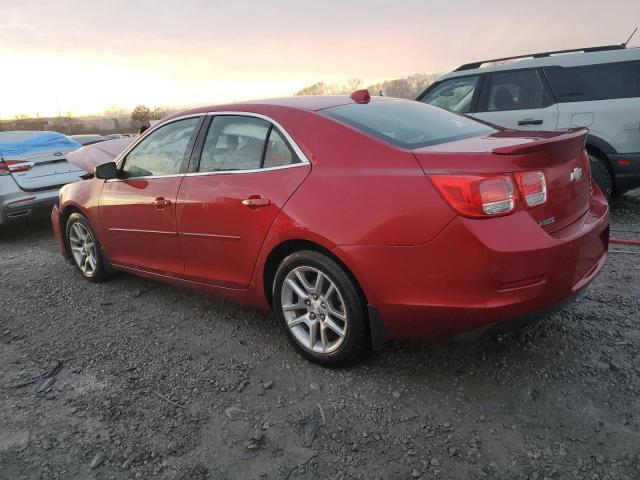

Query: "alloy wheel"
(280, 266), (348, 354)
(68, 222), (97, 276)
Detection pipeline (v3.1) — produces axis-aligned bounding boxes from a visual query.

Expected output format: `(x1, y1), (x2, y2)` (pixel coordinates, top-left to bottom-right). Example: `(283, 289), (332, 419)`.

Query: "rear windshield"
(322, 100), (495, 149)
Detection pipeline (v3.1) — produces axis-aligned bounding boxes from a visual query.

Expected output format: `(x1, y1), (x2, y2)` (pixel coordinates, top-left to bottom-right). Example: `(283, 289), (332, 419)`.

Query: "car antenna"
(622, 27), (637, 47)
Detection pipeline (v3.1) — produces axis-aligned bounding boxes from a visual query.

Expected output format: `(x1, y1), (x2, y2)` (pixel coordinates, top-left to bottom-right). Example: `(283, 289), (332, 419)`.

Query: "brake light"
(514, 170), (547, 207)
(430, 175), (516, 218)
(0, 159), (33, 174)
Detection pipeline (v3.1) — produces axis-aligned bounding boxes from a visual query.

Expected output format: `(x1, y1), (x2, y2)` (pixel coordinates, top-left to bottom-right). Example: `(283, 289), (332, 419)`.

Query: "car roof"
(164, 95), (394, 121)
(440, 46), (640, 80)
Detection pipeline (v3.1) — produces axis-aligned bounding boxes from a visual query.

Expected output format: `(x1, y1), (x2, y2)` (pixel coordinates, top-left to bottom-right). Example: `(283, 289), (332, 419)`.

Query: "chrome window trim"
(109, 110), (311, 182)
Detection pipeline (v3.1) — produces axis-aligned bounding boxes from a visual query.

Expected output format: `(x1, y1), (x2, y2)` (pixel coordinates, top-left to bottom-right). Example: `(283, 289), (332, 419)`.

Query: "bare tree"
(131, 105), (151, 129)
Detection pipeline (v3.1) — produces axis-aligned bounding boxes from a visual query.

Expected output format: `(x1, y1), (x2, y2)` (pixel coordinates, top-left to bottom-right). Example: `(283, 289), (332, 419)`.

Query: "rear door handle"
(153, 197), (172, 209)
(242, 196), (270, 208)
(517, 119), (543, 126)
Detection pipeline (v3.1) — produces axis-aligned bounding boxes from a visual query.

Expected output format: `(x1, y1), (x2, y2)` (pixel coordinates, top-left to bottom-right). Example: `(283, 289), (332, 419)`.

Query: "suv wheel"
(66, 213), (109, 282)
(273, 250), (367, 366)
(588, 154), (613, 200)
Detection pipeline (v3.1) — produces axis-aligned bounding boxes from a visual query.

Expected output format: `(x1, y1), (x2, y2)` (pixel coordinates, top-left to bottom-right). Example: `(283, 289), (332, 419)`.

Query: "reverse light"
(431, 175), (516, 218)
(514, 170), (547, 207)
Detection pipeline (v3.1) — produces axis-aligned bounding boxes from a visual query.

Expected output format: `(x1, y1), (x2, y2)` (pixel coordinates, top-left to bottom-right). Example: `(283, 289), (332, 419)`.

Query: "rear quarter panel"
(265, 108), (456, 247)
(558, 98), (640, 153)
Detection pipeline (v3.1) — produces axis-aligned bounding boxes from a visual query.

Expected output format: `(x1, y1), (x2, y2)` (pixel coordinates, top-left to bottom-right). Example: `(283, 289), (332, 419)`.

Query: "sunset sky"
(0, 0), (638, 118)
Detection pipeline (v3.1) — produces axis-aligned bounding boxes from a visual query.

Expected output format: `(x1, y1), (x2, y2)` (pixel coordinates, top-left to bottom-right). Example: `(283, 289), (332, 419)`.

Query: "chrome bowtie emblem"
(570, 167), (583, 182)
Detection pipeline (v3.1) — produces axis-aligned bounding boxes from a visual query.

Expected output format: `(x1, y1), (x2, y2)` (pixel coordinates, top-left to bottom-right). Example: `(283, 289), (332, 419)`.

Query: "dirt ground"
(1, 190), (639, 480)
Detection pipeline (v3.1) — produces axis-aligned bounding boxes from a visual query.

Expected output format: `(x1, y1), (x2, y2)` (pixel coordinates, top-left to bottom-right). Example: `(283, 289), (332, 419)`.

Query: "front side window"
(545, 60), (640, 102)
(480, 69), (552, 111)
(122, 117), (200, 177)
(420, 76), (479, 113)
(322, 100), (495, 149)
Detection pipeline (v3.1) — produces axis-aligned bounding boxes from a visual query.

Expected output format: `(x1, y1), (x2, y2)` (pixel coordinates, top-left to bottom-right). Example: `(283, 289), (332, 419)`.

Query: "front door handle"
(242, 196), (270, 208)
(153, 197), (172, 209)
(517, 119), (543, 126)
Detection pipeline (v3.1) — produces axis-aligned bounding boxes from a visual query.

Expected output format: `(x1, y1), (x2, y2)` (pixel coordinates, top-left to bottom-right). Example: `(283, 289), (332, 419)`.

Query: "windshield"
(322, 100), (495, 149)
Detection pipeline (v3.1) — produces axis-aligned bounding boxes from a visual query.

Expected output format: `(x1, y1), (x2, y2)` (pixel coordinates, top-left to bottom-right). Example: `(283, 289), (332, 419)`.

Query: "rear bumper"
(610, 153), (640, 193)
(0, 187), (60, 225)
(335, 189), (609, 342)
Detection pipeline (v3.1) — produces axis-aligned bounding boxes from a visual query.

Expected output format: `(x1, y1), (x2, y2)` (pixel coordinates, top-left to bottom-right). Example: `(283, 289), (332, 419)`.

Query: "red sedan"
(52, 92), (609, 366)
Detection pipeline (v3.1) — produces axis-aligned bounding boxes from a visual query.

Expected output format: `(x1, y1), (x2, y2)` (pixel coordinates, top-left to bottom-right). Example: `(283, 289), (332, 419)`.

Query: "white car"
(0, 131), (84, 225)
(417, 44), (640, 198)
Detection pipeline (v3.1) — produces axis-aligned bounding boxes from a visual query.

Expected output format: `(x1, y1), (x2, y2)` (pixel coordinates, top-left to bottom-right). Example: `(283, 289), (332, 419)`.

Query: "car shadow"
(0, 217), (53, 242)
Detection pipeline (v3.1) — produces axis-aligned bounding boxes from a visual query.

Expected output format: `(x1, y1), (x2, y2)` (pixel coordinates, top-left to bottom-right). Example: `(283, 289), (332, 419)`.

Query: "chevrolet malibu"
(52, 92), (609, 366)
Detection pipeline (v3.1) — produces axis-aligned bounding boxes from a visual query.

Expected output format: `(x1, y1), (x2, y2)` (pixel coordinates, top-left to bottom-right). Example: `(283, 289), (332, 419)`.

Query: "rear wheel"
(588, 153), (613, 200)
(273, 250), (367, 366)
(65, 213), (109, 282)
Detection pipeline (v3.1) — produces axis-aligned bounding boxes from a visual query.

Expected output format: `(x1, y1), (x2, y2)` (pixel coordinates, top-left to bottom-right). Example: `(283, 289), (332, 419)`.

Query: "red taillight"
(514, 170), (547, 207)
(432, 171), (548, 218)
(0, 159), (33, 173)
(431, 174), (516, 218)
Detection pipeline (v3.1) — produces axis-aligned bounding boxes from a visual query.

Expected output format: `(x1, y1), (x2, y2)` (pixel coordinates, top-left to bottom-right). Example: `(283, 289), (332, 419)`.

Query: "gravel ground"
(1, 191), (639, 480)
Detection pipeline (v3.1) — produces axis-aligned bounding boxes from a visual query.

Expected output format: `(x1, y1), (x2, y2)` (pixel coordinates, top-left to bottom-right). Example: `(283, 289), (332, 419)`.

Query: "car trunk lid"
(413, 128), (592, 232)
(2, 150), (85, 191)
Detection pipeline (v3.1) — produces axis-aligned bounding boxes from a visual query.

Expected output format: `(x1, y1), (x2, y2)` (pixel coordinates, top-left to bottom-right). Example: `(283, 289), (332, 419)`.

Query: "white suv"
(417, 45), (640, 198)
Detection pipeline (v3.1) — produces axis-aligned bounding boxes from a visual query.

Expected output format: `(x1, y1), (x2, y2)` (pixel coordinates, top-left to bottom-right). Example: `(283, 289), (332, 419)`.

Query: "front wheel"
(66, 213), (109, 282)
(273, 250), (367, 366)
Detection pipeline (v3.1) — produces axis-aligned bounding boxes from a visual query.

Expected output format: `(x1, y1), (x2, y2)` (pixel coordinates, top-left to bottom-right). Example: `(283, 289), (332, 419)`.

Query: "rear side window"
(263, 128), (299, 168)
(322, 100), (495, 149)
(479, 69), (554, 111)
(420, 76), (479, 113)
(199, 115), (299, 172)
(200, 116), (270, 172)
(545, 61), (640, 102)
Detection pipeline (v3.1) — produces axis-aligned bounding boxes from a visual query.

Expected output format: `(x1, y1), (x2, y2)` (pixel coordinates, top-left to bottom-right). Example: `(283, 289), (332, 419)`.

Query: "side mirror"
(94, 161), (119, 180)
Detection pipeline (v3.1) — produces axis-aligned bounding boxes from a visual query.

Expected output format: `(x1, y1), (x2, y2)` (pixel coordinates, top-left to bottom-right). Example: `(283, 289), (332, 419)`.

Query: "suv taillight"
(431, 171), (548, 219)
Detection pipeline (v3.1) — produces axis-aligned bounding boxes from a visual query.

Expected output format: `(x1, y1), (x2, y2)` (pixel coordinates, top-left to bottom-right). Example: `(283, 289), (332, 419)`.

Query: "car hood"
(66, 138), (134, 173)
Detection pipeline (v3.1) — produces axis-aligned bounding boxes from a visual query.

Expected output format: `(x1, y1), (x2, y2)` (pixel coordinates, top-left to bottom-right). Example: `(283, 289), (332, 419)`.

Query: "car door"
(471, 69), (559, 131)
(99, 116), (203, 274)
(176, 114), (311, 289)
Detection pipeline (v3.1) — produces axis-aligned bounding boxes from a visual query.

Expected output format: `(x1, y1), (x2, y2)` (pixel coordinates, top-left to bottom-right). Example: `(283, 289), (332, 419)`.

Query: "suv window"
(420, 76), (479, 113)
(199, 116), (299, 172)
(544, 60), (640, 102)
(479, 69), (553, 111)
(322, 100), (496, 149)
(123, 117), (200, 177)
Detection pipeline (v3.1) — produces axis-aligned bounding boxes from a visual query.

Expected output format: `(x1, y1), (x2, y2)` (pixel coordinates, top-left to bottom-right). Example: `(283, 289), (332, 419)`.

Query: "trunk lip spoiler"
(491, 128), (588, 156)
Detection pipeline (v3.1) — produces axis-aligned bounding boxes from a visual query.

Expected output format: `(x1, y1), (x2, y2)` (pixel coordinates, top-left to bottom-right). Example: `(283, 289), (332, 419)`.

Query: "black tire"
(272, 250), (367, 367)
(65, 213), (110, 282)
(588, 154), (613, 200)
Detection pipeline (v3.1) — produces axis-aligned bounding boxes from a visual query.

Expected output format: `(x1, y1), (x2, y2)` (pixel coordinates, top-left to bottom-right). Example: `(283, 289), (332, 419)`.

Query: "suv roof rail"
(454, 44), (627, 71)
